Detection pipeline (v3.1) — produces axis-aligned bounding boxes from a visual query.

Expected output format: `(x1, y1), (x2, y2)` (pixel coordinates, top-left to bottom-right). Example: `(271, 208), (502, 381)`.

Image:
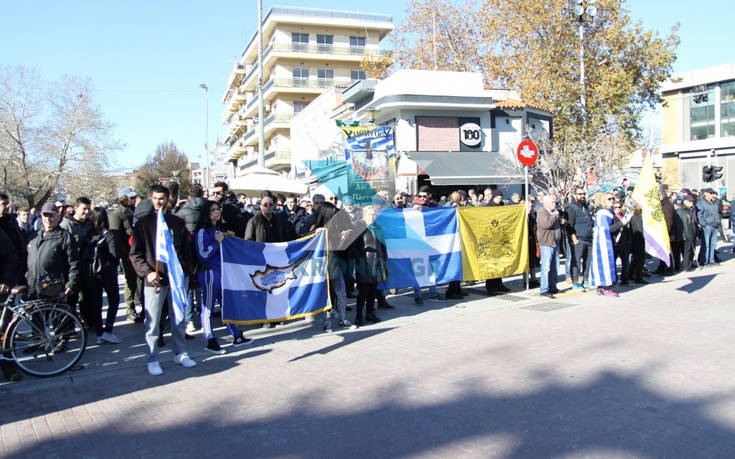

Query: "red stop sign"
(517, 139), (539, 167)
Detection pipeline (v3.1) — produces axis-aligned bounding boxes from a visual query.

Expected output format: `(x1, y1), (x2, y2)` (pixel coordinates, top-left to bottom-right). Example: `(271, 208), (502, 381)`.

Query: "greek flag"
(220, 230), (330, 325)
(155, 209), (187, 324)
(589, 209), (617, 288)
(377, 207), (463, 289)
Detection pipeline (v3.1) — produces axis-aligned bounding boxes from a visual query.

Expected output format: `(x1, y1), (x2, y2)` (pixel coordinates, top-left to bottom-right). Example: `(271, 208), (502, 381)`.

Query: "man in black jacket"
(213, 181), (250, 238)
(0, 194), (27, 281)
(26, 203), (80, 299)
(60, 197), (95, 324)
(674, 196), (698, 272)
(109, 192), (139, 321)
(130, 184), (196, 376)
(565, 186), (593, 289)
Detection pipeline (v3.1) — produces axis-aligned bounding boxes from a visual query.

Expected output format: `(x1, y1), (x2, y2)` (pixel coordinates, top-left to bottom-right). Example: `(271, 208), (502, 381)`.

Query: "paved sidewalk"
(2, 253), (735, 458)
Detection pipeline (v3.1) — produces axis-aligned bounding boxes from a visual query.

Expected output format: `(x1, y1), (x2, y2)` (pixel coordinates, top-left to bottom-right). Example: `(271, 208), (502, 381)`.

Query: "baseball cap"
(701, 187), (716, 194)
(684, 195), (696, 203)
(41, 202), (60, 215)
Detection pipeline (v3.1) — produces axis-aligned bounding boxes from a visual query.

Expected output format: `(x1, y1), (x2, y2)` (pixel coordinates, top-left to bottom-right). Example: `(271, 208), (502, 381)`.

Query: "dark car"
(721, 197), (731, 220)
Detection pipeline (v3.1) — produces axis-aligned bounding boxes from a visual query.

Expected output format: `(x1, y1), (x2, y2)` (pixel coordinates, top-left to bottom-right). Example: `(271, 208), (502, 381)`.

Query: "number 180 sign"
(517, 139), (539, 167)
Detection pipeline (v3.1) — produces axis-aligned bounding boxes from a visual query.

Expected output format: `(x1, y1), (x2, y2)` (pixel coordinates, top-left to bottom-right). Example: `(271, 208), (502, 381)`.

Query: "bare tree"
(0, 66), (120, 207)
(134, 141), (192, 192)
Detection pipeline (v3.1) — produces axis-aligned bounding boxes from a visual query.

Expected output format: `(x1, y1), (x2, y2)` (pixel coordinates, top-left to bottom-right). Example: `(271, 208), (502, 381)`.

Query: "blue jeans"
(540, 245), (559, 294)
(413, 284), (438, 298)
(702, 226), (718, 264)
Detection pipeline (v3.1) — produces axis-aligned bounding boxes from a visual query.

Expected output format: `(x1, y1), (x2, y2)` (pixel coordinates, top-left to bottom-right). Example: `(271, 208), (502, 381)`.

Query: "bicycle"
(1, 286), (87, 377)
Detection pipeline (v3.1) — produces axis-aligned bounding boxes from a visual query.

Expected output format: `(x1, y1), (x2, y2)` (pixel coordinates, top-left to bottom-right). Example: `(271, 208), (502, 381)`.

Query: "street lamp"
(199, 83), (209, 188)
(572, 0), (597, 127)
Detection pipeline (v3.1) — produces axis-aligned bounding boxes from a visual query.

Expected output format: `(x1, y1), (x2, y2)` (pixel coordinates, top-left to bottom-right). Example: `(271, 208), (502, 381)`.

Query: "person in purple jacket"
(195, 200), (253, 354)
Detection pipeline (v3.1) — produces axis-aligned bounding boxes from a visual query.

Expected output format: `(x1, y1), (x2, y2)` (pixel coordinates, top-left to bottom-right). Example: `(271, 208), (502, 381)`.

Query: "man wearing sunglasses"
(212, 181), (250, 238)
(565, 186), (593, 290)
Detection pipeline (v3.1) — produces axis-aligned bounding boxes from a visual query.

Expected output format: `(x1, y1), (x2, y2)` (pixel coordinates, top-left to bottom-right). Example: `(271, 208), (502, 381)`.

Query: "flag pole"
(525, 165), (530, 292)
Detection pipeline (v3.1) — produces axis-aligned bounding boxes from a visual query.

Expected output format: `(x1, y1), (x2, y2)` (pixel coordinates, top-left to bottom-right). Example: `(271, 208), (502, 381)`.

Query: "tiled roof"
(494, 99), (550, 112)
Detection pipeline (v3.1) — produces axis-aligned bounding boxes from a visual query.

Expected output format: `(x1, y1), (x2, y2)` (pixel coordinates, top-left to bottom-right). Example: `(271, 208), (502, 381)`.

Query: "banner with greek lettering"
(457, 205), (528, 280)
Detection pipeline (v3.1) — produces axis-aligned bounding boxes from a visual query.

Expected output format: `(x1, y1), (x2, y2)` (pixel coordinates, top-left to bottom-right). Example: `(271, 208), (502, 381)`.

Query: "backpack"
(88, 235), (109, 280)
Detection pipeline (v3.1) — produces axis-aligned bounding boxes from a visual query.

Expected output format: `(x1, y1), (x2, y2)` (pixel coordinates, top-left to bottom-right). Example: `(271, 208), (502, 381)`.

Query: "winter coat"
(175, 197), (207, 234)
(59, 215), (95, 263)
(565, 200), (594, 241)
(696, 198), (719, 227)
(0, 215), (27, 283)
(536, 206), (560, 248)
(129, 211), (193, 287)
(26, 226), (80, 297)
(674, 207), (697, 242)
(349, 222), (389, 284)
(220, 196), (250, 238)
(0, 226), (23, 286)
(244, 212), (293, 243)
(107, 205), (133, 258)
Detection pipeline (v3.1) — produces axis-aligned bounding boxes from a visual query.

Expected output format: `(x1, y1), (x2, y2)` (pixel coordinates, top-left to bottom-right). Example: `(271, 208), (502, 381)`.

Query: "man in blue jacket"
(696, 188), (720, 267)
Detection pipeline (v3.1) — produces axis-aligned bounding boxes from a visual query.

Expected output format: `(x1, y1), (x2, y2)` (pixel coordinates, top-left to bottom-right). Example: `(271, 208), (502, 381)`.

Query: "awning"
(408, 151), (524, 185)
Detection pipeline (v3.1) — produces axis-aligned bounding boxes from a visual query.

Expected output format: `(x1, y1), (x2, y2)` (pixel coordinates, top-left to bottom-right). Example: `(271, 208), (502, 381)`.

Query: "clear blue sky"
(2, 1), (730, 170)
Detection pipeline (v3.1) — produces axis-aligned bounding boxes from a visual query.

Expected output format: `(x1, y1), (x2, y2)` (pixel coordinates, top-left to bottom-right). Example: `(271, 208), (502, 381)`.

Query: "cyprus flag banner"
(220, 230), (331, 325)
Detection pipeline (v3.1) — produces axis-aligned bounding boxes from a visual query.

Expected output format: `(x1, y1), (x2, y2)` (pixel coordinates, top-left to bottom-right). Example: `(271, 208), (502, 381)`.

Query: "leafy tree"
(360, 52), (395, 80)
(0, 66), (120, 207)
(392, 0), (679, 191)
(134, 141), (192, 193)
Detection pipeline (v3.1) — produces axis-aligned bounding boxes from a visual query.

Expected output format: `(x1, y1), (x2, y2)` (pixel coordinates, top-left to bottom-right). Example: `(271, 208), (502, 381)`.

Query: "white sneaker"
(173, 353), (197, 368)
(100, 332), (122, 344)
(186, 321), (197, 333)
(147, 361), (163, 376)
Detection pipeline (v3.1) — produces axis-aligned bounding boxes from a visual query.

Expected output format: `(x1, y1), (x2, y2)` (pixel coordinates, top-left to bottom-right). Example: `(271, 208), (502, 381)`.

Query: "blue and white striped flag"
(155, 209), (187, 324)
(377, 207), (463, 289)
(220, 230), (331, 325)
(589, 209), (617, 288)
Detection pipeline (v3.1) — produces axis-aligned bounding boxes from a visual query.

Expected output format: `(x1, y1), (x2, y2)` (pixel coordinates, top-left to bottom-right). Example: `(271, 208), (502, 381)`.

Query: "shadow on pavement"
(676, 274), (717, 294)
(5, 367), (735, 458)
(289, 327), (396, 362)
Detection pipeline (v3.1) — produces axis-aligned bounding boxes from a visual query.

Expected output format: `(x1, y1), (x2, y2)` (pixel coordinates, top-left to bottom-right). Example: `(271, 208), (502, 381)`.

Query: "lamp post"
(572, 0), (597, 127)
(199, 83), (209, 188)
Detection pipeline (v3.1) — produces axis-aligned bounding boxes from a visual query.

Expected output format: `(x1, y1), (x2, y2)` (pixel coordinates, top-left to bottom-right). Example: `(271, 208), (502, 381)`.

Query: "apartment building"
(660, 62), (735, 193)
(220, 6), (393, 176)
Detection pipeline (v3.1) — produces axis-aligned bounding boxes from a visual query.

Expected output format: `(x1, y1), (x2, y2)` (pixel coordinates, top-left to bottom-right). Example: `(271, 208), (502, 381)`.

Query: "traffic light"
(712, 165), (724, 181)
(702, 165), (713, 182)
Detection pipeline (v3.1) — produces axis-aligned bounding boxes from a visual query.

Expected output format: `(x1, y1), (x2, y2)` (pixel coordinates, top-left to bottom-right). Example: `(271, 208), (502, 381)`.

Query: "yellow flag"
(458, 205), (528, 280)
(631, 156), (671, 266)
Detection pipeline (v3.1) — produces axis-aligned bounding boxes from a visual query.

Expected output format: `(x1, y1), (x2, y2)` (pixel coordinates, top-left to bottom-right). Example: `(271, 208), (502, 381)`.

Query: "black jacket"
(349, 222), (389, 284)
(220, 196), (250, 238)
(26, 226), (80, 295)
(175, 197), (207, 234)
(244, 212), (293, 242)
(129, 211), (193, 287)
(0, 215), (27, 283)
(674, 207), (697, 242)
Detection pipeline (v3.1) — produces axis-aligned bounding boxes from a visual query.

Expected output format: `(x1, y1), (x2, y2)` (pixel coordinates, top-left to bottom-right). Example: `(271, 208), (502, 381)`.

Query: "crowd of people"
(0, 180), (731, 381)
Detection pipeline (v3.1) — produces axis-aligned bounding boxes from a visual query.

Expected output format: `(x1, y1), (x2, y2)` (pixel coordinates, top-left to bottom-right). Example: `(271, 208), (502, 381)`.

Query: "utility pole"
(257, 0), (265, 168)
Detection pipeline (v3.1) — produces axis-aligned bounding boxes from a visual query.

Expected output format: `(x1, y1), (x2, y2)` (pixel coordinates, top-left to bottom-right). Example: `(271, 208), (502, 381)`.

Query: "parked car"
(721, 197), (731, 220)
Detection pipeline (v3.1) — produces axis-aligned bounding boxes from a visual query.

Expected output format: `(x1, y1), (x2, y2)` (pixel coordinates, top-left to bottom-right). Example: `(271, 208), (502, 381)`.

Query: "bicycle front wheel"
(8, 304), (87, 377)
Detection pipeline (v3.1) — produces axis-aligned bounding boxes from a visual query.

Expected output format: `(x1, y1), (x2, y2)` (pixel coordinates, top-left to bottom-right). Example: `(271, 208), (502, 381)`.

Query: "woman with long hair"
(88, 207), (122, 344)
(195, 200), (252, 354)
(590, 193), (632, 297)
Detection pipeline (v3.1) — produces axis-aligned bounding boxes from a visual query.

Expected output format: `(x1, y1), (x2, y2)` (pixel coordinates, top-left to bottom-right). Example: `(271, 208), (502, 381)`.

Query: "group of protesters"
(0, 178), (730, 380)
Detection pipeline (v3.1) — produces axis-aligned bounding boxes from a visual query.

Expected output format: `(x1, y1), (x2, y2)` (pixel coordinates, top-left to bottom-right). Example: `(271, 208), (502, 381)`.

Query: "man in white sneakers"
(130, 184), (196, 375)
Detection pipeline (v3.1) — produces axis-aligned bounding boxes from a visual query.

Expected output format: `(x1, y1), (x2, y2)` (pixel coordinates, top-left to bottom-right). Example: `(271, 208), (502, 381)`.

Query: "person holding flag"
(130, 184), (197, 376)
(590, 192), (632, 297)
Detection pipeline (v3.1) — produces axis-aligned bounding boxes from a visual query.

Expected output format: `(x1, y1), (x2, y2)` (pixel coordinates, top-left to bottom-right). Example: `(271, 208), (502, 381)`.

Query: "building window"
(293, 68), (309, 86)
(350, 70), (366, 81)
(317, 68), (333, 80)
(721, 81), (735, 138)
(293, 101), (307, 113)
(292, 33), (309, 51)
(690, 84), (715, 141)
(316, 34), (333, 52)
(349, 36), (366, 54)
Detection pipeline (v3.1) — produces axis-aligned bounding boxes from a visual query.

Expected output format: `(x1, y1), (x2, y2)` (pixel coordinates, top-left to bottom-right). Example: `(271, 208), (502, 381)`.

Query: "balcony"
(238, 150), (292, 171)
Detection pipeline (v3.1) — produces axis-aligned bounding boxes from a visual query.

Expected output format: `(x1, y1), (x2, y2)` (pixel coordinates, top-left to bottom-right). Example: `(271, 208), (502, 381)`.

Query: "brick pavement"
(2, 252), (735, 458)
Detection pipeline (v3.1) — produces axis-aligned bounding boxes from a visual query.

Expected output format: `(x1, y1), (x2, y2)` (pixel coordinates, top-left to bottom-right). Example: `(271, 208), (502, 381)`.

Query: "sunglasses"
(212, 191), (223, 195)
(606, 197), (614, 201)
(261, 202), (274, 207)
(417, 194), (429, 198)
(210, 207), (220, 212)
(329, 196), (338, 201)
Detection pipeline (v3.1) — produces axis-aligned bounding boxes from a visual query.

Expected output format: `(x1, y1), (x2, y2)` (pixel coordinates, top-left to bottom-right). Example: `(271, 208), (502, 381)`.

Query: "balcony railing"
(268, 78), (352, 90)
(271, 42), (390, 56)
